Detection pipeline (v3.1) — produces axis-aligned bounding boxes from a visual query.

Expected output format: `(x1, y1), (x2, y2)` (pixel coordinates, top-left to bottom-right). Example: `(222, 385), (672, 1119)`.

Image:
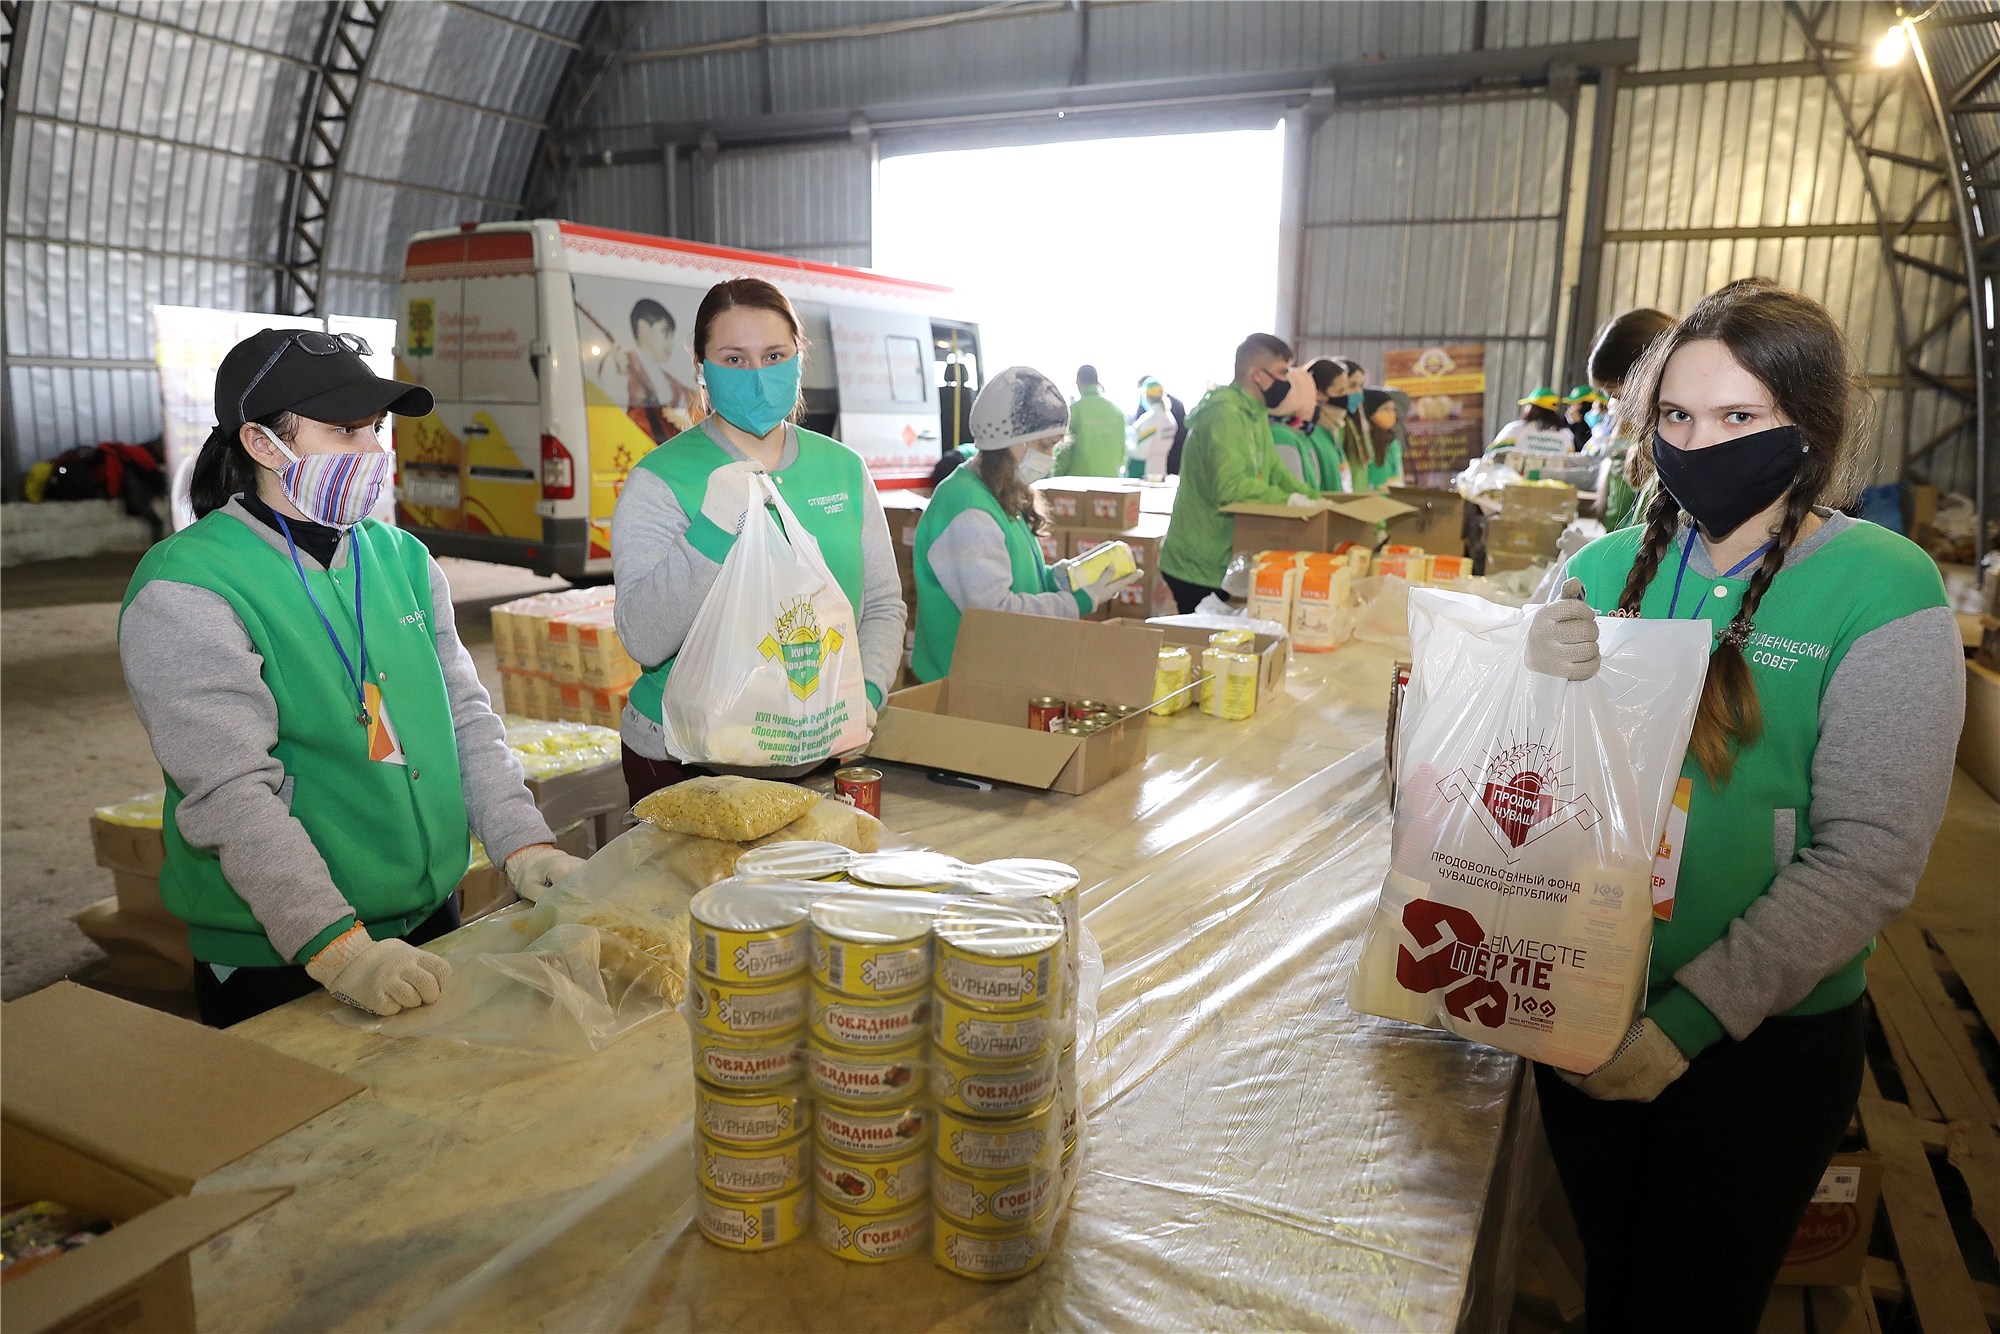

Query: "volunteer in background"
(121, 330), (582, 1028)
(1586, 306), (1678, 529)
(1562, 384), (1604, 450)
(1356, 388), (1408, 490)
(1132, 375), (1188, 475)
(909, 366), (1142, 680)
(1269, 368), (1334, 493)
(611, 278), (905, 803)
(1305, 358), (1356, 493)
(1130, 377), (1179, 478)
(1526, 278), (1963, 1334)
(1159, 333), (1317, 613)
(1053, 364), (1127, 477)
(1488, 387), (1576, 457)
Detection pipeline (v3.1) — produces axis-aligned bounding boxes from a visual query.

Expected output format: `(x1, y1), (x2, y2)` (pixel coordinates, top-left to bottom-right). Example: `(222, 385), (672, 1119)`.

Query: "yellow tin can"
(687, 973), (808, 1039)
(1058, 1134), (1080, 1205)
(930, 1046), (1058, 1119)
(692, 1029), (807, 1090)
(965, 859), (1080, 1023)
(698, 1130), (809, 1200)
(815, 1198), (932, 1263)
(1055, 1044), (1080, 1143)
(808, 1038), (927, 1105)
(810, 893), (934, 997)
(846, 850), (969, 891)
(932, 1212), (1052, 1281)
(813, 1138), (930, 1216)
(930, 991), (1051, 1064)
(814, 1099), (930, 1159)
(734, 840), (855, 882)
(933, 898), (1063, 1012)
(697, 1179), (813, 1251)
(688, 879), (813, 984)
(1207, 628), (1256, 651)
(1152, 644), (1192, 716)
(694, 1079), (813, 1146)
(810, 982), (932, 1050)
(934, 1102), (1057, 1176)
(932, 1154), (1054, 1228)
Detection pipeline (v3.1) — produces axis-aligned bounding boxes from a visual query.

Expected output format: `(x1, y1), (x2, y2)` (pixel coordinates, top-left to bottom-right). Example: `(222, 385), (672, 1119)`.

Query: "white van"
(392, 219), (981, 580)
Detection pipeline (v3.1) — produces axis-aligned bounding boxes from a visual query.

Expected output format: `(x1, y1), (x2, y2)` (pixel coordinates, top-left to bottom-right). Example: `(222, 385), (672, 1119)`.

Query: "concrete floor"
(0, 550), (565, 1001)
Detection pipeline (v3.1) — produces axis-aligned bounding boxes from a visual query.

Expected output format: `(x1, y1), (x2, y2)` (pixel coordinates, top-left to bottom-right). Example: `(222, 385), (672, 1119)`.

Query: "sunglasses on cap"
(237, 331), (376, 425)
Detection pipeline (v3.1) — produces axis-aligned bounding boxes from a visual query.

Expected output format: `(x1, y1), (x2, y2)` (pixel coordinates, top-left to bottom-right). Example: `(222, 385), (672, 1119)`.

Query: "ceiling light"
(1875, 26), (1908, 66)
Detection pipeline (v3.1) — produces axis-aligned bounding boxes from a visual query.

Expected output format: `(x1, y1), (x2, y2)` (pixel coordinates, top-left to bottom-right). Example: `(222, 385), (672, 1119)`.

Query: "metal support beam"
(1604, 222), (1959, 241)
(438, 1), (580, 49)
(521, 1), (622, 219)
(2, 0), (26, 497)
(1275, 104), (1308, 350)
(278, 2), (386, 316)
(1564, 64), (1618, 387)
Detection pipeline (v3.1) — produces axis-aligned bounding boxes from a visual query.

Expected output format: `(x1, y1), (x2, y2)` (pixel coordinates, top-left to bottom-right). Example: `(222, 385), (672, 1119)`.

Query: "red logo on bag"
(1785, 1204), (1859, 1264)
(1437, 738), (1602, 863)
(1395, 901), (1508, 1028)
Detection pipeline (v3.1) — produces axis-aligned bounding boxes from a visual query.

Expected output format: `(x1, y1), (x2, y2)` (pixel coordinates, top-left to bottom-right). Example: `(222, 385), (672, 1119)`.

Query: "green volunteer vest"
(1312, 422), (1353, 493)
(1269, 420), (1323, 492)
(627, 423), (871, 722)
(910, 464), (1073, 682)
(121, 512), (470, 967)
(1566, 519), (1948, 1046)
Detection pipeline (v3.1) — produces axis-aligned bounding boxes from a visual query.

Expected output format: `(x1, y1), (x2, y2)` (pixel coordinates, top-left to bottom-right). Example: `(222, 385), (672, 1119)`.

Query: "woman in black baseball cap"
(120, 328), (586, 1027)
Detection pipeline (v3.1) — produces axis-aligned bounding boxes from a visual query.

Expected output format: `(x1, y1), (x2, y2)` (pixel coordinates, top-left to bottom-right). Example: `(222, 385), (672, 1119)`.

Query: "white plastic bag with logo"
(663, 472), (870, 766)
(1346, 588), (1709, 1072)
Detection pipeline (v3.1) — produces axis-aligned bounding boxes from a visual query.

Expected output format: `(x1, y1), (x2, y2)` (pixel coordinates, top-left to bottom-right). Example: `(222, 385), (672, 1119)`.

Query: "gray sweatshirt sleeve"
(118, 582), (355, 963)
(610, 466), (718, 670)
(425, 560), (554, 865)
(1674, 606), (1966, 1038)
(930, 509), (1085, 621)
(854, 472), (909, 704)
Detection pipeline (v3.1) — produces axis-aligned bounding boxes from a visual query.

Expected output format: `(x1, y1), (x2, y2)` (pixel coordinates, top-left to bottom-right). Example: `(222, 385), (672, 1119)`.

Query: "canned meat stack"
(929, 898), (1066, 1280)
(807, 892), (936, 1262)
(687, 880), (815, 1251)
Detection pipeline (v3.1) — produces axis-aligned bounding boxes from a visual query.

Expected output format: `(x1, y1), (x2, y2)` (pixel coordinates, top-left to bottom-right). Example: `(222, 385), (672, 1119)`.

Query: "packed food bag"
(1346, 588), (1709, 1072)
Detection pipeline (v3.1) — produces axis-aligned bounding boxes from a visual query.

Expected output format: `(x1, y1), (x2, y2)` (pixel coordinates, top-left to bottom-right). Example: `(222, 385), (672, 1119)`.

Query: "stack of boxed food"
(491, 588), (640, 725)
(1485, 481), (1578, 572)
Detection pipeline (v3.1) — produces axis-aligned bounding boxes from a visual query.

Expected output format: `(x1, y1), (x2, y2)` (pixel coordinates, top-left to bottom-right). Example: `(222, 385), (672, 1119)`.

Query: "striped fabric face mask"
(257, 425), (392, 529)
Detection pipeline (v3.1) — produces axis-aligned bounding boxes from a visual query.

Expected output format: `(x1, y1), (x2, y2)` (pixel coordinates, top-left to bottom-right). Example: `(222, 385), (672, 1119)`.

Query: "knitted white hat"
(969, 365), (1070, 451)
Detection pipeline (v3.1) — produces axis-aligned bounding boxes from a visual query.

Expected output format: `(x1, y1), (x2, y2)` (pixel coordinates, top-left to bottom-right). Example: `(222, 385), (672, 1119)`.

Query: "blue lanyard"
(1666, 528), (1771, 621)
(275, 515), (370, 727)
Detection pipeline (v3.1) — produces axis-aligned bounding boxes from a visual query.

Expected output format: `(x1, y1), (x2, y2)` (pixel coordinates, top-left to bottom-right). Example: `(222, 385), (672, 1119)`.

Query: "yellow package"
(1247, 560), (1298, 633)
(632, 775), (822, 841)
(1293, 561), (1353, 653)
(1209, 651), (1258, 720)
(1069, 539), (1137, 588)
(1208, 629), (1255, 652)
(1152, 645), (1192, 716)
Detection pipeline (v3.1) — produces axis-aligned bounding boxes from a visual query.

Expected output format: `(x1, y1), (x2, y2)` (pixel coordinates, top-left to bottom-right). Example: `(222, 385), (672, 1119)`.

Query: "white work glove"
(1285, 492), (1317, 508)
(506, 843), (586, 902)
(1557, 1018), (1689, 1102)
(865, 700), (879, 731)
(304, 925), (451, 1016)
(1525, 578), (1599, 680)
(1081, 566), (1144, 612)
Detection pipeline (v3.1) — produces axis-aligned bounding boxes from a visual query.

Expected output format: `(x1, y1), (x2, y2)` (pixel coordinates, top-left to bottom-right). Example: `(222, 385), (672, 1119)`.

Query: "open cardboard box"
(1775, 1151), (1882, 1287)
(868, 609), (1162, 795)
(1034, 478), (1143, 531)
(1, 983), (363, 1334)
(1383, 485), (1468, 555)
(1147, 620), (1291, 706)
(1224, 493), (1415, 556)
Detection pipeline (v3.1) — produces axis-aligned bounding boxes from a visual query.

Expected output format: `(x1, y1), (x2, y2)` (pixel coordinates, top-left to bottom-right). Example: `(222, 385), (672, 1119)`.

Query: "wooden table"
(193, 639), (1527, 1332)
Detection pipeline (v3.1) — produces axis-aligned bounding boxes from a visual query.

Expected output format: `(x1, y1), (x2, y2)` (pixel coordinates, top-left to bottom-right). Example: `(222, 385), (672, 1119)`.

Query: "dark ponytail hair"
(1613, 278), (1858, 787)
(189, 411), (296, 519)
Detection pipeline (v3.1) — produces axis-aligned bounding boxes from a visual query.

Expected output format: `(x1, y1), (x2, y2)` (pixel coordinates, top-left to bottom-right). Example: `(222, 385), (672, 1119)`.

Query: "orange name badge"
(364, 683), (407, 765)
(1651, 776), (1693, 921)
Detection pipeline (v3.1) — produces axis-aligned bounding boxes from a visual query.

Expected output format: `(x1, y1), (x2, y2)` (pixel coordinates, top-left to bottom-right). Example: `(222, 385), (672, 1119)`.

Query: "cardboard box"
(1484, 552), (1545, 574)
(1485, 516), (1567, 562)
(1, 983), (363, 1334)
(1902, 483), (1939, 548)
(868, 609), (1160, 795)
(1384, 486), (1468, 556)
(1063, 514), (1175, 622)
(1035, 478), (1142, 531)
(69, 899), (192, 991)
(1138, 479), (1177, 514)
(88, 817), (164, 879)
(111, 868), (173, 923)
(882, 491), (927, 594)
(1976, 613), (2000, 671)
(1962, 661), (2000, 803)
(1499, 483), (1578, 524)
(1147, 620), (1290, 707)
(1223, 493), (1416, 557)
(1775, 1152), (1882, 1287)
(524, 757), (628, 836)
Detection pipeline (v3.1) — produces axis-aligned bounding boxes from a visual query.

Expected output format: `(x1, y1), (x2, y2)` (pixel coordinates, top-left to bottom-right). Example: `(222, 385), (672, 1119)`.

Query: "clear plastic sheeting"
(194, 643), (1527, 1333)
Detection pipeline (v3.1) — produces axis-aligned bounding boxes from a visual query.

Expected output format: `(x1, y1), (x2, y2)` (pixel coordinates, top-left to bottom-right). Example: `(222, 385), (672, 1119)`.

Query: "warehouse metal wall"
(1, 0), (588, 479)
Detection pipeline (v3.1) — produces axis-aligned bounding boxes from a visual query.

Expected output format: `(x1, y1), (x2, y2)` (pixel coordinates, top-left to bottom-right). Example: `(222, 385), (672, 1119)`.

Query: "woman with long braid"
(1520, 278), (1965, 1333)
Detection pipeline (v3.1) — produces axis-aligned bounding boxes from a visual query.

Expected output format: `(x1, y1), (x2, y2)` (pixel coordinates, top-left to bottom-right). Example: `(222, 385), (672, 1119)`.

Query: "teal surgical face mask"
(702, 356), (801, 437)
(1345, 391), (1364, 413)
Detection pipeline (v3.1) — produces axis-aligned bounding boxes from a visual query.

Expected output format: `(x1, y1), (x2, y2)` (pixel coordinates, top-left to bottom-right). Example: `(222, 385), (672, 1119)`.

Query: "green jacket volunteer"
(1160, 333), (1316, 610)
(910, 366), (1142, 680)
(1520, 279), (1964, 1333)
(1269, 366), (1343, 494)
(120, 329), (581, 1029)
(1052, 365), (1127, 477)
(610, 278), (906, 802)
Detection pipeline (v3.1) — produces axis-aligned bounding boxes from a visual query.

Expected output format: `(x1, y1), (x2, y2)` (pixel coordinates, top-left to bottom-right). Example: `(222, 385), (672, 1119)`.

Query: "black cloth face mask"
(1259, 372), (1291, 409)
(1650, 424), (1808, 539)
